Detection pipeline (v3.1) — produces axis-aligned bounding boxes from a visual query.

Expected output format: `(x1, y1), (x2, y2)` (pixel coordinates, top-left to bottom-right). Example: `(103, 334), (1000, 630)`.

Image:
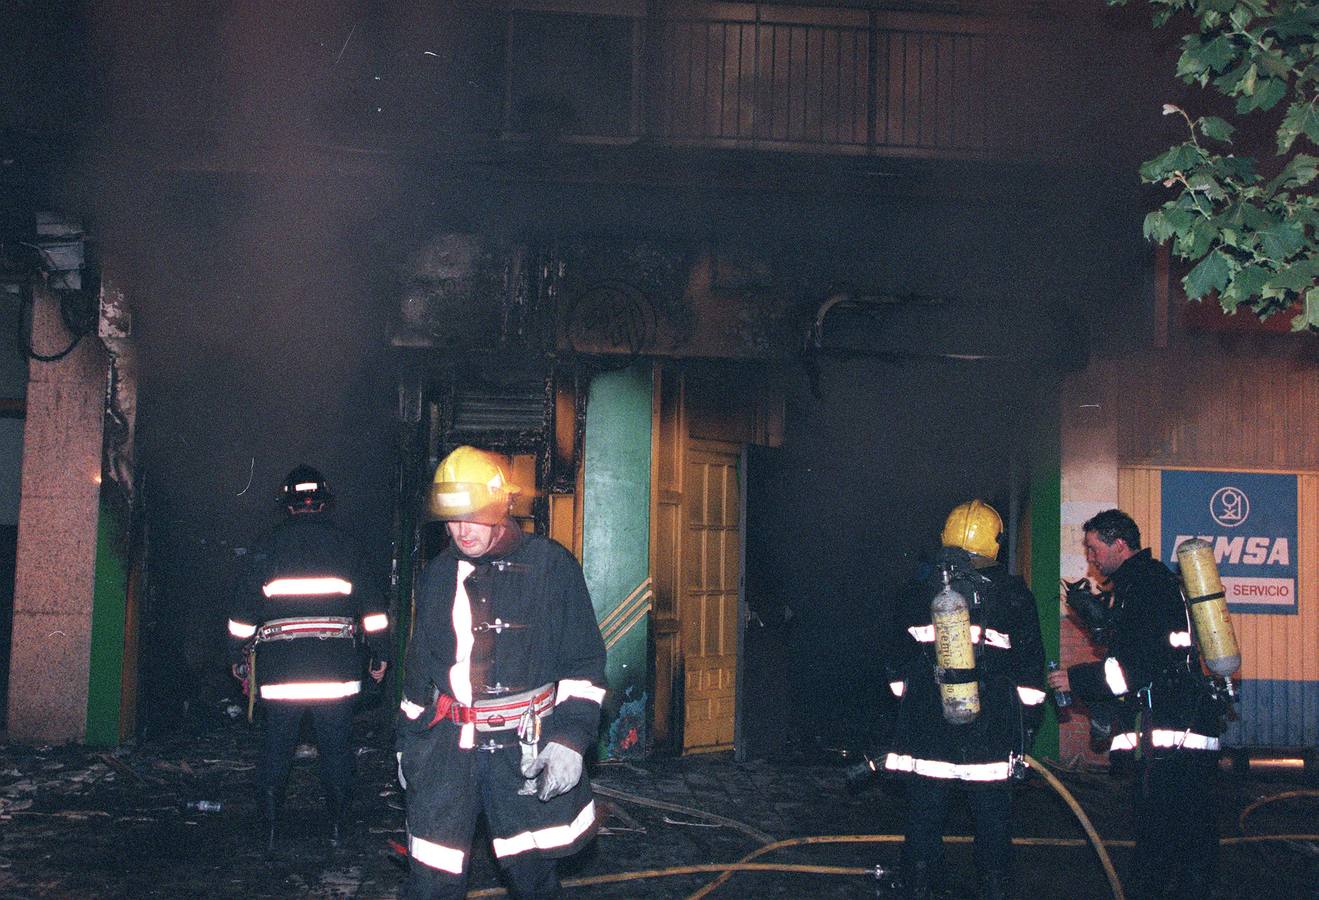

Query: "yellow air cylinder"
(1176, 538), (1242, 678)
(931, 571), (979, 724)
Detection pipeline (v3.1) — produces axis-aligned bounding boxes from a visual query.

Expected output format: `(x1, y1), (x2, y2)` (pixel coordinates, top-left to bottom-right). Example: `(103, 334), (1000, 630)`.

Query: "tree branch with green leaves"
(1113, 0), (1318, 332)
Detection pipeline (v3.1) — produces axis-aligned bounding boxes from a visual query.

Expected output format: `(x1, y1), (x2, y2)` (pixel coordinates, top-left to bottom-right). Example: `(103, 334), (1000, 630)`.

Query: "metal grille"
(652, 14), (989, 154)
(451, 382), (547, 435)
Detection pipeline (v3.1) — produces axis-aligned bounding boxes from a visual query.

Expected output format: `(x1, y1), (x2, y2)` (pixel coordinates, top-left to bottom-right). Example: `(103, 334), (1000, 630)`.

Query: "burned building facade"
(3, 1), (1314, 770)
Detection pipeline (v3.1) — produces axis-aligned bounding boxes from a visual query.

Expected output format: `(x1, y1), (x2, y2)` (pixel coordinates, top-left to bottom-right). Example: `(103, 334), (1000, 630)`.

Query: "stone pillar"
(6, 286), (108, 742)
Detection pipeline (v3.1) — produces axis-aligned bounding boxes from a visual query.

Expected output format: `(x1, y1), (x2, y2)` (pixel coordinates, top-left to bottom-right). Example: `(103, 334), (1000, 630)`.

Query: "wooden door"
(650, 366), (683, 749)
(681, 438), (741, 752)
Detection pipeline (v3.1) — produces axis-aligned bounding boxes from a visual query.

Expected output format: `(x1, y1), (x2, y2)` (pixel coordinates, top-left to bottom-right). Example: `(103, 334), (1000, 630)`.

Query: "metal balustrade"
(497, 7), (1016, 159)
(650, 16), (990, 155)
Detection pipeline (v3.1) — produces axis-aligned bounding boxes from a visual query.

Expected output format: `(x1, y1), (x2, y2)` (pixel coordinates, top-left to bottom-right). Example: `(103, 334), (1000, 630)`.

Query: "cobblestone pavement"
(1, 713), (1316, 899)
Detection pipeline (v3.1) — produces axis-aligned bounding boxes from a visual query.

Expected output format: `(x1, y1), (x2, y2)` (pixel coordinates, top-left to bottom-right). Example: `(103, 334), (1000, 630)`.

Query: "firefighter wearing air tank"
(1049, 509), (1236, 900)
(884, 500), (1046, 900)
(226, 465), (391, 851)
(396, 446), (607, 900)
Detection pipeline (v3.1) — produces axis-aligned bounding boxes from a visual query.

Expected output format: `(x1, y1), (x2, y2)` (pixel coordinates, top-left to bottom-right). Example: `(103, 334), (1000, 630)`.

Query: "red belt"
(428, 683), (556, 732)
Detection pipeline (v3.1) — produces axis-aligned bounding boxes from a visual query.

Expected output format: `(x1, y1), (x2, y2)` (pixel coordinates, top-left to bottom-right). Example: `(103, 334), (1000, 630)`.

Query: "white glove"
(520, 741), (582, 802)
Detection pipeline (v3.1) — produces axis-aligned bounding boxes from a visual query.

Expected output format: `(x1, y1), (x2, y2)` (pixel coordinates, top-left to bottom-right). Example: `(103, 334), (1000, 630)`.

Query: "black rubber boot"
(978, 869), (1011, 900)
(327, 789), (351, 848)
(895, 860), (934, 900)
(261, 787), (283, 854)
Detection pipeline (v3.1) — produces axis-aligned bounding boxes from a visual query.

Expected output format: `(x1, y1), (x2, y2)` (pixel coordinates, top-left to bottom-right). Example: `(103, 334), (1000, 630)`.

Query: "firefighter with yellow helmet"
(395, 446), (606, 899)
(884, 500), (1046, 900)
(1048, 509), (1230, 899)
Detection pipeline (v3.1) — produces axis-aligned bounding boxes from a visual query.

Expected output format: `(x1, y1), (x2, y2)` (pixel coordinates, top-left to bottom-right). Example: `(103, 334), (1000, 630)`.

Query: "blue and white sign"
(1161, 470), (1298, 615)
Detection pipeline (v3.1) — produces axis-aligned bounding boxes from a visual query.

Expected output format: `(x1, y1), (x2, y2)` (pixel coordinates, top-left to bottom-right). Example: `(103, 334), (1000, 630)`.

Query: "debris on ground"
(0, 714), (1314, 898)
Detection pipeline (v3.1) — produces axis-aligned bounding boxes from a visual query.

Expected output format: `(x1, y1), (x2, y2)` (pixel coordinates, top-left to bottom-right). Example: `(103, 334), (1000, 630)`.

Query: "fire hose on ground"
(1237, 788), (1319, 834)
(677, 756), (1124, 900)
(448, 756), (1319, 899)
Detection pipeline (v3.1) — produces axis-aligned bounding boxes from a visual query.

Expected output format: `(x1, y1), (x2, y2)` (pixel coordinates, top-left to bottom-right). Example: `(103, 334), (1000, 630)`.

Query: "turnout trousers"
(258, 698), (355, 801)
(403, 748), (563, 900)
(1128, 751), (1218, 899)
(901, 776), (1014, 884)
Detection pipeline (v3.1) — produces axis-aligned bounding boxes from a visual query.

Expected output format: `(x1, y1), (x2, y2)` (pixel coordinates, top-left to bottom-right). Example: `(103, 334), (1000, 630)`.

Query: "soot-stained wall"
(732, 142), (1157, 754)
(12, 0), (1197, 740)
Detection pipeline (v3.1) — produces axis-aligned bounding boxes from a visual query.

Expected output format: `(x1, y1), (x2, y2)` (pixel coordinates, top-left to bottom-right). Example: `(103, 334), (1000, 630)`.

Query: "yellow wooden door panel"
(683, 440), (740, 753)
(650, 365), (684, 748)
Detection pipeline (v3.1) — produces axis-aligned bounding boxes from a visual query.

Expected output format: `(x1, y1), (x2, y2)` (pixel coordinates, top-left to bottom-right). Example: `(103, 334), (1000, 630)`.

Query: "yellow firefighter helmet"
(426, 446), (520, 524)
(941, 499), (1003, 560)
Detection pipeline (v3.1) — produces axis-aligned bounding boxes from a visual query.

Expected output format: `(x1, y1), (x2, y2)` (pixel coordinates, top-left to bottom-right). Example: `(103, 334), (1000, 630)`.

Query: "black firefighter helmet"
(280, 464), (332, 515)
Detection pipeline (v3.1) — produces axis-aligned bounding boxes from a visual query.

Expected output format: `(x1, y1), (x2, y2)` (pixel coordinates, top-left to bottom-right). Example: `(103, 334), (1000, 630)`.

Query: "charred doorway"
(395, 364), (585, 637)
(739, 354), (1042, 759)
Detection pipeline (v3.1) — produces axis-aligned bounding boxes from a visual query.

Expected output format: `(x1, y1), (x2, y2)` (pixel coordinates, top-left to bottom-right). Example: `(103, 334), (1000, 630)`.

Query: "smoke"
(79, 2), (405, 730)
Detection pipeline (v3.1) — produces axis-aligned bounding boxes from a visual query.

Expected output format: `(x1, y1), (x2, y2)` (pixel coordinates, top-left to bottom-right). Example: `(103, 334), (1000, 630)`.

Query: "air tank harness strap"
(1185, 589), (1227, 606)
(936, 667), (978, 685)
(967, 590), (987, 663)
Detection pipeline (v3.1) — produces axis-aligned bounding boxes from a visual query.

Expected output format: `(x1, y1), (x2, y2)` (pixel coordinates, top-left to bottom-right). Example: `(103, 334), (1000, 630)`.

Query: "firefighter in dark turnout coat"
(397, 446), (606, 900)
(227, 465), (390, 850)
(885, 500), (1046, 900)
(1050, 509), (1223, 900)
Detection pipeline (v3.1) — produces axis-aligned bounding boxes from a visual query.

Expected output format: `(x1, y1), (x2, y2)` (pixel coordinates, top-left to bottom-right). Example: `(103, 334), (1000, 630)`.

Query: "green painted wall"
(581, 364), (652, 758)
(1029, 395), (1062, 761)
(86, 492), (128, 747)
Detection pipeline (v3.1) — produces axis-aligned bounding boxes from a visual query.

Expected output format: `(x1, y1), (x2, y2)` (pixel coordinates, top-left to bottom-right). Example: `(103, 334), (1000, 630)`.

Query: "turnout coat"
(1068, 549), (1222, 755)
(884, 551), (1046, 783)
(227, 513), (389, 701)
(397, 529), (607, 874)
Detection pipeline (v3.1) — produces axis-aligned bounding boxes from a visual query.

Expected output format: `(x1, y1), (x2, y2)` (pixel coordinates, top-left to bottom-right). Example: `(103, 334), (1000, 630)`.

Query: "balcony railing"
(650, 14), (989, 155)
(497, 6), (1031, 160)
(101, 2), (1049, 169)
